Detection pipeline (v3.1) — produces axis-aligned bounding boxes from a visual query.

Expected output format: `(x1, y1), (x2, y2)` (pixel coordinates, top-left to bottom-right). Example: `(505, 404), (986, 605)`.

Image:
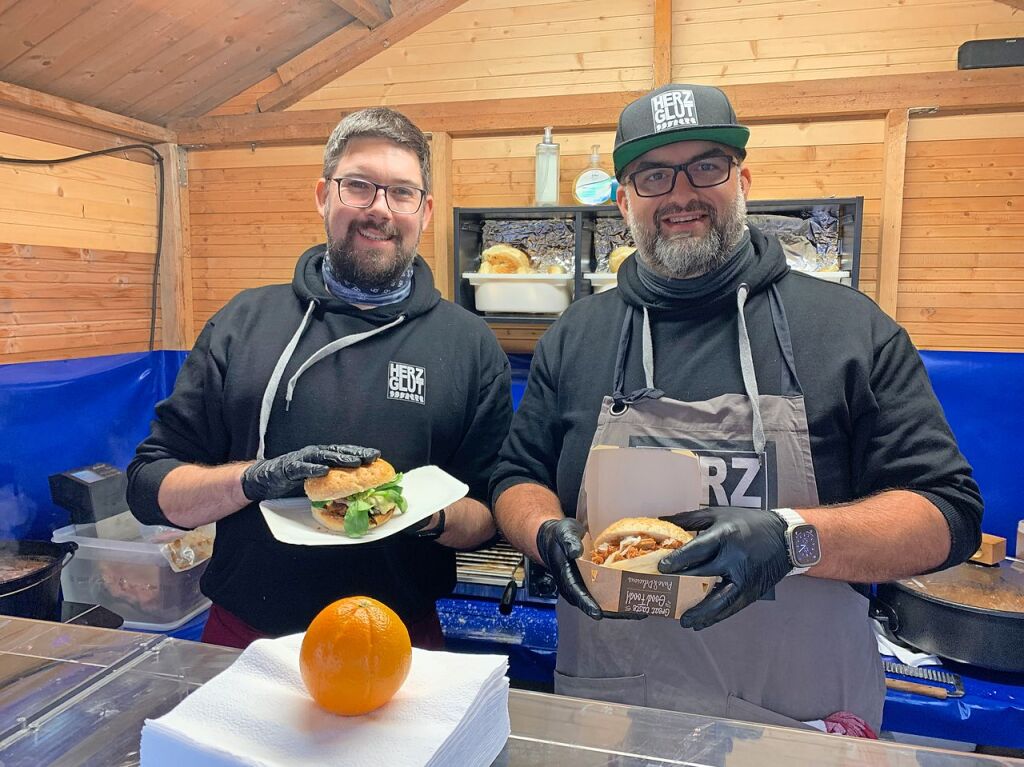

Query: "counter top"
(0, 616), (1020, 766)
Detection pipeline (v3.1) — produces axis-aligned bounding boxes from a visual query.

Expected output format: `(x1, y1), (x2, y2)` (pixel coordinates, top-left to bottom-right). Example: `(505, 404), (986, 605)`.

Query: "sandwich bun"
(591, 517), (693, 574)
(481, 244), (530, 274)
(304, 459), (396, 502)
(608, 245), (636, 274)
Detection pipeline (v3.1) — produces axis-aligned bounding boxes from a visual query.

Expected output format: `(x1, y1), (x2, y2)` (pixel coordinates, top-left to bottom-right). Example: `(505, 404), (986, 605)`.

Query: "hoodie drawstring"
(255, 300), (404, 460)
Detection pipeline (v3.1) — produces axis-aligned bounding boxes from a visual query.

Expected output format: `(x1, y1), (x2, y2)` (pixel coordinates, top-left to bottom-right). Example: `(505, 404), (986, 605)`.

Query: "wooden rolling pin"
(885, 678), (949, 699)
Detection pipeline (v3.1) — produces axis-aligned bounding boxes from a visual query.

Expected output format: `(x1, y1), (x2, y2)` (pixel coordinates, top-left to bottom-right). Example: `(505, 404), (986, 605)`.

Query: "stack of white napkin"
(140, 634), (510, 767)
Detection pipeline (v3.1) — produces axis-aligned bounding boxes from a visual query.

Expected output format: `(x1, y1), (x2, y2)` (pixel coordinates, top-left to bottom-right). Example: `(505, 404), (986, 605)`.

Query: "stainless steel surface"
(1, 616), (1020, 766)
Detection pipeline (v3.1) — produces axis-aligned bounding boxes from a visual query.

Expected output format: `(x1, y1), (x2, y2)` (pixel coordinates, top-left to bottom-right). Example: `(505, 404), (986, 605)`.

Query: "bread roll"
(609, 246), (636, 274)
(304, 459), (396, 502)
(481, 244), (530, 274)
(591, 516), (693, 574)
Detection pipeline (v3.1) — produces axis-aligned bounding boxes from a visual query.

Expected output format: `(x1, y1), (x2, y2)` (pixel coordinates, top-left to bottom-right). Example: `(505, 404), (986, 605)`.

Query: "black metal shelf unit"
(452, 197), (863, 324)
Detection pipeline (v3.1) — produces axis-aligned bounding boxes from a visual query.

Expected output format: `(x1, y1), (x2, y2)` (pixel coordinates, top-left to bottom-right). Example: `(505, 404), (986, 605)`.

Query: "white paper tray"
(260, 465), (468, 546)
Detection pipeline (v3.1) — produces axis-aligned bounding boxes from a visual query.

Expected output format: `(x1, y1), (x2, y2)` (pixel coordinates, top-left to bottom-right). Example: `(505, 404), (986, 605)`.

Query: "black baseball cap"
(613, 84), (750, 179)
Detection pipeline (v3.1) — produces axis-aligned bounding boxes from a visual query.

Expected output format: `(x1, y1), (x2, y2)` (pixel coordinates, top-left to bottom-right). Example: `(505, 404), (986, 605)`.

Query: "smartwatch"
(772, 508), (821, 575)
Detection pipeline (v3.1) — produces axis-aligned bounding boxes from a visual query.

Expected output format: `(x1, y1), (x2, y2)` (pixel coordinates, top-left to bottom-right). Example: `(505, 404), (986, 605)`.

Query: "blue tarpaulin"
(0, 351), (186, 541)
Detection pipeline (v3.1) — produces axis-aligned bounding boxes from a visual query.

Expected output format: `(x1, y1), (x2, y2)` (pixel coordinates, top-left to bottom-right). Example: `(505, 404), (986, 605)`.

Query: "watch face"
(791, 524), (821, 567)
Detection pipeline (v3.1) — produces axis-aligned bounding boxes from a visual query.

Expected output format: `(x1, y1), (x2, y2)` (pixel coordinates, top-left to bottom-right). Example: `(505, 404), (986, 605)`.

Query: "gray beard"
(626, 186), (747, 279)
(324, 217), (418, 290)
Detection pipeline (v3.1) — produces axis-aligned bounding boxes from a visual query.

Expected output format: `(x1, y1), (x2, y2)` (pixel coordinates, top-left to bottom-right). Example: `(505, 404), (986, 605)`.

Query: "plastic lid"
(898, 560), (1024, 614)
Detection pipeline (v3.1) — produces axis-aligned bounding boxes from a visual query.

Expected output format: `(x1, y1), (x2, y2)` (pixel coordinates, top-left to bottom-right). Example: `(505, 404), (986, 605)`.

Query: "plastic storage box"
(462, 272), (573, 314)
(52, 512), (212, 631)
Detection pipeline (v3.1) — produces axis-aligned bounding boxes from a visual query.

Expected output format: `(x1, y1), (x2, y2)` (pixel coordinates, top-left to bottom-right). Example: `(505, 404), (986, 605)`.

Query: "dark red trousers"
(200, 602), (446, 650)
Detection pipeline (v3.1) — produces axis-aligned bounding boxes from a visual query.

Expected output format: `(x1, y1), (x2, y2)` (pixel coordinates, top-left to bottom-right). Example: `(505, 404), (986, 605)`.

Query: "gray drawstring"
(641, 306), (655, 390)
(736, 284), (766, 454)
(256, 302), (404, 460)
(284, 315), (405, 407)
(257, 300), (316, 460)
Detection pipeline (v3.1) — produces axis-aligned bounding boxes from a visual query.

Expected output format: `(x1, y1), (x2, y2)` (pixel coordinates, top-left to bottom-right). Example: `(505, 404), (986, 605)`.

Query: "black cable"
(0, 144), (166, 350)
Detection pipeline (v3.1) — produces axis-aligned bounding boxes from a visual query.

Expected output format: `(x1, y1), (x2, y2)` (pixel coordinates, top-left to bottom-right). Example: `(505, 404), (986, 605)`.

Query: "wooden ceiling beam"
(174, 68), (1024, 149)
(256, 0), (471, 113)
(330, 0), (392, 28)
(994, 0), (1024, 9)
(0, 80), (174, 144)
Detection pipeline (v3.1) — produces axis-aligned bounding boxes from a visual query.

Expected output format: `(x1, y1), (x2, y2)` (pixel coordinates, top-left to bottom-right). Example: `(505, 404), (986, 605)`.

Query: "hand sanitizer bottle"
(572, 144), (613, 205)
(534, 126), (560, 207)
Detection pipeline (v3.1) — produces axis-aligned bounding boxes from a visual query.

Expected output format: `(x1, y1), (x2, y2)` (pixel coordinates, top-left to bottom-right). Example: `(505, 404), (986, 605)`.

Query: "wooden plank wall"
(671, 0), (1022, 85)
(898, 112), (1024, 352)
(212, 0), (1024, 115)
(187, 143), (436, 336)
(0, 130), (159, 363)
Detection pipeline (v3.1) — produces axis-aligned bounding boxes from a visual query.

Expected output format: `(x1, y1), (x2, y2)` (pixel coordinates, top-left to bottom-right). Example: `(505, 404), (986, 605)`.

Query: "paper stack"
(140, 634), (510, 767)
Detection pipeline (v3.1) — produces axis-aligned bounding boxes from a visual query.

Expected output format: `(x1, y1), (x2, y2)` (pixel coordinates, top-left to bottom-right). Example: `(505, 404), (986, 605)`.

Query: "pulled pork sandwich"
(590, 517), (694, 574)
(304, 459), (407, 538)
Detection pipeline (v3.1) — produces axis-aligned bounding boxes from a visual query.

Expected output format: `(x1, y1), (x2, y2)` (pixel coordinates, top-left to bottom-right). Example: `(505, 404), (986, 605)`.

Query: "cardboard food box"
(576, 446), (719, 619)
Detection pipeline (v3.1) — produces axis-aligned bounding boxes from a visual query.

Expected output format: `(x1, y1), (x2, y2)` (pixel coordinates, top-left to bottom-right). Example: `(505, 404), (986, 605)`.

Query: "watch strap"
(772, 507), (809, 576)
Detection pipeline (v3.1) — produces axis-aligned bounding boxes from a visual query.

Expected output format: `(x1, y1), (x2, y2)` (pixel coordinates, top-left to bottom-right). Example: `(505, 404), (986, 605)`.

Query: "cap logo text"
(651, 90), (698, 133)
(387, 361), (425, 405)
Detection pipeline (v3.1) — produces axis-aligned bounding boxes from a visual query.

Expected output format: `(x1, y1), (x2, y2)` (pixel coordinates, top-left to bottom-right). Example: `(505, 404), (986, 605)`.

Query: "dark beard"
(324, 219), (416, 290)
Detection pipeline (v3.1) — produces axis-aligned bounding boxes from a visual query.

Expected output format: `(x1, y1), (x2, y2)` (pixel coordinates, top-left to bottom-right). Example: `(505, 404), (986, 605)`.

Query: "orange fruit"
(299, 596), (412, 716)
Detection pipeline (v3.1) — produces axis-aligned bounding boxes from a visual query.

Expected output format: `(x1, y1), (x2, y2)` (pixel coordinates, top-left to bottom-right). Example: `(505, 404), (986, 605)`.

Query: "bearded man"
(127, 108), (511, 649)
(491, 85), (982, 733)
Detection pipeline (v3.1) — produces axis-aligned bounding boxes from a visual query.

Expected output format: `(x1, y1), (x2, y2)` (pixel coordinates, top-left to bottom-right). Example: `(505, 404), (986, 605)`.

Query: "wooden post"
(654, 0), (673, 88)
(876, 109), (909, 317)
(430, 131), (454, 301)
(155, 143), (194, 349)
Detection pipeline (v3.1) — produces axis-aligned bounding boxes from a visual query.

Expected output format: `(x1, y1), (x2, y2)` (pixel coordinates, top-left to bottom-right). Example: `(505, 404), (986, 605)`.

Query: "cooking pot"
(872, 559), (1024, 673)
(0, 539), (78, 621)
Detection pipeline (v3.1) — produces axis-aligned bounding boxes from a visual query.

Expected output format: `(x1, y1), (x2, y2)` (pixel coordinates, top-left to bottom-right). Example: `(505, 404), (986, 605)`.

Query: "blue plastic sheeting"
(880, 655), (1024, 749)
(920, 350), (1024, 550)
(0, 351), (186, 541)
(508, 352), (531, 411)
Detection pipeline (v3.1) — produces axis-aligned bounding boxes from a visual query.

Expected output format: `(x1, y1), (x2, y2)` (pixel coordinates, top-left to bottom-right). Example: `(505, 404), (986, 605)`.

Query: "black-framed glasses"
(627, 155), (739, 197)
(331, 176), (426, 214)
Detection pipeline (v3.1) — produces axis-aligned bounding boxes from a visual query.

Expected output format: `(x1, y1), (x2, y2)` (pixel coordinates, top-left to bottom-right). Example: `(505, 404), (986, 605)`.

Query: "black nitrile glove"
(657, 507), (790, 631)
(536, 518), (644, 621)
(241, 444), (380, 501)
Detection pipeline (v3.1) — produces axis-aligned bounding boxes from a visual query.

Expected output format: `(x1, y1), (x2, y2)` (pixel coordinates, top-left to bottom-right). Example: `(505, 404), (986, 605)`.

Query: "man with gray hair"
(128, 107), (512, 649)
(491, 84), (982, 732)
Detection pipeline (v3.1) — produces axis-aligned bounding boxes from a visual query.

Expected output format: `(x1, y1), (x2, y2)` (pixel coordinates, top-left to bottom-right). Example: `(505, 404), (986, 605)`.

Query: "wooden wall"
(188, 144), (436, 335)
(0, 128), (159, 363)
(212, 0), (1024, 115)
(899, 112), (1024, 352)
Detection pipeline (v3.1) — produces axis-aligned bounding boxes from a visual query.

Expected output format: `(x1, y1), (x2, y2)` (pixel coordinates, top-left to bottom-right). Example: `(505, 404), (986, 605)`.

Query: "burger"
(590, 517), (693, 573)
(303, 459), (407, 538)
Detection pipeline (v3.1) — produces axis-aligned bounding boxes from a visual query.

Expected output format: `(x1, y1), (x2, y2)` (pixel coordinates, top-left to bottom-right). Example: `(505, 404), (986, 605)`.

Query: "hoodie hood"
(293, 244), (441, 323)
(616, 224), (789, 319)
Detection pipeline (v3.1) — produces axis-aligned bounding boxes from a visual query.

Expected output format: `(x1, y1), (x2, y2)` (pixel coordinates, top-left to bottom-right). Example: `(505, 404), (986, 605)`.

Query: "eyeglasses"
(331, 176), (426, 214)
(627, 155), (739, 197)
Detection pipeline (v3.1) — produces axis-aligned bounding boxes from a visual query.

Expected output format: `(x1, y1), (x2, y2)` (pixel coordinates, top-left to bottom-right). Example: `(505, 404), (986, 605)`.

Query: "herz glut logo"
(651, 90), (698, 133)
(387, 361), (425, 405)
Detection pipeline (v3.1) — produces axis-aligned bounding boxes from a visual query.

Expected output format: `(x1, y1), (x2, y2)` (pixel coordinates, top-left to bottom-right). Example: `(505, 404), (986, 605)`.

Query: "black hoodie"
(491, 226), (982, 569)
(128, 246), (512, 634)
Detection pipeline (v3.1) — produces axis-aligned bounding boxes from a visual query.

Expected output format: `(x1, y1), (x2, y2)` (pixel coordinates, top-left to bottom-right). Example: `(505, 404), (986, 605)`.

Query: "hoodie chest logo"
(388, 361), (426, 405)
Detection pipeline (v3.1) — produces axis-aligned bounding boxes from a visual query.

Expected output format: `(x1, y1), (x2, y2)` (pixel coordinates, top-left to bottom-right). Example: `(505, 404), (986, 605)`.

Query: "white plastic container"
(463, 272), (573, 314)
(52, 512), (212, 631)
(795, 269), (851, 284)
(584, 272), (618, 293)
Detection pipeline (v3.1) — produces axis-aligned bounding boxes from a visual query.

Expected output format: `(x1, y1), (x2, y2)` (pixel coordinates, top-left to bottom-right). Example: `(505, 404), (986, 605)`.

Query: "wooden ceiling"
(0, 0), (463, 126)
